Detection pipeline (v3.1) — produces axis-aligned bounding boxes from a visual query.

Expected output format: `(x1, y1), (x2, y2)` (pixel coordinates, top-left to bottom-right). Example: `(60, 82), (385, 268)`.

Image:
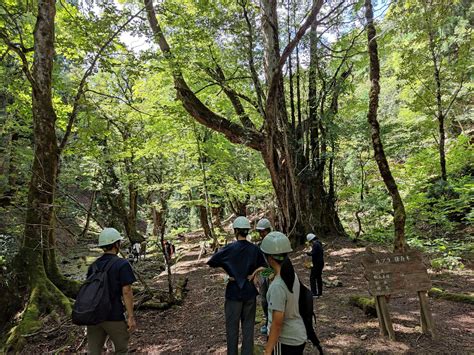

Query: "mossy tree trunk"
(365, 0), (407, 252)
(5, 0), (71, 349)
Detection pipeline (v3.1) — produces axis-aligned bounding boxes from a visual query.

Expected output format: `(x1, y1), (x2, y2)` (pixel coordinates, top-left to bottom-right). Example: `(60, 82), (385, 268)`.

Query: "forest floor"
(23, 234), (473, 354)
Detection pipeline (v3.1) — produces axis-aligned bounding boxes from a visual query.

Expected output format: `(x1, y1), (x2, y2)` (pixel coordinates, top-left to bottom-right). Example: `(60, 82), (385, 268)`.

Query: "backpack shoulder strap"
(103, 255), (120, 273)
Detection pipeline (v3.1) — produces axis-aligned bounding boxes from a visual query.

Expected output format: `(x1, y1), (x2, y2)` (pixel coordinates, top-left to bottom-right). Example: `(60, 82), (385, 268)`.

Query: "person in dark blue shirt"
(86, 228), (137, 355)
(306, 233), (324, 297)
(207, 216), (267, 355)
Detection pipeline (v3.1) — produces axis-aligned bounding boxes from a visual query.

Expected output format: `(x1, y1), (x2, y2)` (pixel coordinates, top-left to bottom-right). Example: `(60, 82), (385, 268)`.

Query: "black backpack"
(299, 280), (323, 354)
(72, 256), (120, 325)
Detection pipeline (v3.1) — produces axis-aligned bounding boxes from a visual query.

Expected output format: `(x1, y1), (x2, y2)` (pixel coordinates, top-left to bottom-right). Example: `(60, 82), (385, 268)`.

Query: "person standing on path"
(261, 232), (307, 355)
(207, 216), (267, 355)
(306, 233), (324, 297)
(87, 228), (137, 355)
(255, 218), (272, 335)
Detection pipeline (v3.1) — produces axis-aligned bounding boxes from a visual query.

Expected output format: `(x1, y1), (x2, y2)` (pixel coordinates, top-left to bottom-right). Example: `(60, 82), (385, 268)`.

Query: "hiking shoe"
(260, 325), (268, 334)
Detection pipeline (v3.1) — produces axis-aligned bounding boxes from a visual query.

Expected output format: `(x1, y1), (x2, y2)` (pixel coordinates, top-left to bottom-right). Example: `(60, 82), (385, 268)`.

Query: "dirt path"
(130, 239), (473, 354)
(22, 237), (473, 353)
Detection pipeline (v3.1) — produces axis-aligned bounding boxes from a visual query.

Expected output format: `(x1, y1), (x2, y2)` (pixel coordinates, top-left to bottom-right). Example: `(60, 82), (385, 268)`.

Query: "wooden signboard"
(361, 248), (436, 341)
(362, 250), (432, 296)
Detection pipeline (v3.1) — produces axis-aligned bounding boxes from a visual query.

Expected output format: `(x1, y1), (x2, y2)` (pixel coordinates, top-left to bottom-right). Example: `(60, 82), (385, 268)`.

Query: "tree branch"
(58, 7), (145, 153)
(85, 89), (155, 117)
(266, 0), (327, 104)
(0, 30), (36, 88)
(443, 77), (464, 119)
(240, 0), (266, 117)
(144, 0), (263, 151)
(205, 64), (256, 130)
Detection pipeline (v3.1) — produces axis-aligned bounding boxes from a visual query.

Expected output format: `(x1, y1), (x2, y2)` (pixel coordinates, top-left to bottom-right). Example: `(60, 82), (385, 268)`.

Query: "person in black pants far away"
(306, 233), (324, 297)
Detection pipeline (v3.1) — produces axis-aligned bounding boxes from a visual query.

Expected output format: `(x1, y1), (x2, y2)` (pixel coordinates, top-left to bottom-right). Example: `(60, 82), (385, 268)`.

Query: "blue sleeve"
(207, 247), (227, 268)
(119, 261), (136, 287)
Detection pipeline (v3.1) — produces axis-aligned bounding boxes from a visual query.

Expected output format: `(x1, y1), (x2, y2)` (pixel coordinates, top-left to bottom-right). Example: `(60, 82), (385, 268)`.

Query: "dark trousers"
(87, 321), (129, 355)
(273, 342), (306, 355)
(225, 298), (256, 355)
(310, 264), (324, 296)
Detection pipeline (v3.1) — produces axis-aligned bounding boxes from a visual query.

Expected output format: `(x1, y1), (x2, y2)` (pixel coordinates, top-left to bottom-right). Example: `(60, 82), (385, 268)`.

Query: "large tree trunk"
(199, 203), (214, 239)
(365, 0), (407, 252)
(7, 0), (71, 349)
(261, 0), (345, 242)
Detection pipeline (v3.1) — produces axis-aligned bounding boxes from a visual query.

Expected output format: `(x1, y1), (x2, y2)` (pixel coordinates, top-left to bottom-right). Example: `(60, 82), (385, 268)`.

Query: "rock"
(323, 279), (343, 287)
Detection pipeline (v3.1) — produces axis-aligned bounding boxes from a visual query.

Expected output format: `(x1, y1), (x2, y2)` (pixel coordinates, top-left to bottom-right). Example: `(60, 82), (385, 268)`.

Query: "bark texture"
(365, 0), (407, 252)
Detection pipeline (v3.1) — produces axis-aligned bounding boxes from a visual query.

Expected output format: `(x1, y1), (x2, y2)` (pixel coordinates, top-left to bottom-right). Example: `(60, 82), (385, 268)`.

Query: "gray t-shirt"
(267, 274), (307, 346)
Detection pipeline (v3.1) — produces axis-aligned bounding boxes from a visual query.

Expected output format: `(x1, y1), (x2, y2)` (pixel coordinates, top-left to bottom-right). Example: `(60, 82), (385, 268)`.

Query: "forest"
(0, 0), (472, 353)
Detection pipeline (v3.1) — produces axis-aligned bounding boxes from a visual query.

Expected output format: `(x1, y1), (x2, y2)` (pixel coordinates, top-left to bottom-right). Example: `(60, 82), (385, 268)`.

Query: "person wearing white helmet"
(261, 232), (307, 355)
(306, 233), (324, 297)
(255, 218), (272, 335)
(86, 228), (137, 355)
(256, 218), (272, 239)
(207, 216), (267, 355)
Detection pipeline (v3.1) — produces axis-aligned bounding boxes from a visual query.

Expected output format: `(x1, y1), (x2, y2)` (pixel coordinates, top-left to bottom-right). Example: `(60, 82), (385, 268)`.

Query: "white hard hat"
(256, 218), (272, 231)
(306, 233), (316, 242)
(260, 231), (293, 254)
(98, 228), (124, 247)
(233, 216), (251, 229)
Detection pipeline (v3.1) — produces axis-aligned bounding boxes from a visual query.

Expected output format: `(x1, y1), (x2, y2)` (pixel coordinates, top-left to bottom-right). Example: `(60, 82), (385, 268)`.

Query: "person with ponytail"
(261, 232), (307, 355)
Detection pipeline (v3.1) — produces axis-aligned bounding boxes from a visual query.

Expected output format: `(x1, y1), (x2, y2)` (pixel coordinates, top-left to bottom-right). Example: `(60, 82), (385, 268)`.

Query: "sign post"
(361, 248), (436, 340)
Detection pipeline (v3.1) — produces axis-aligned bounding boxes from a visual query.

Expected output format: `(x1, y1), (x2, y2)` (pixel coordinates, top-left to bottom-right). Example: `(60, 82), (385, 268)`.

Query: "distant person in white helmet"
(306, 233), (324, 297)
(255, 218), (272, 335)
(207, 216), (267, 355)
(261, 232), (307, 355)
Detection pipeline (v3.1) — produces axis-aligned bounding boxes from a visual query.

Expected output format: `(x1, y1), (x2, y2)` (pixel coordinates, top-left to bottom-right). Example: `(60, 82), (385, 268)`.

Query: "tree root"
(348, 295), (377, 317)
(4, 278), (71, 352)
(50, 273), (81, 298)
(428, 287), (474, 304)
(139, 277), (188, 311)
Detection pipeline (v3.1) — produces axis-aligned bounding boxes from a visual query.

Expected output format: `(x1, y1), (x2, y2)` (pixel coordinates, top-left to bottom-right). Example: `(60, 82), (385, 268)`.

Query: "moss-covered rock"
(348, 295), (377, 317)
(428, 287), (474, 304)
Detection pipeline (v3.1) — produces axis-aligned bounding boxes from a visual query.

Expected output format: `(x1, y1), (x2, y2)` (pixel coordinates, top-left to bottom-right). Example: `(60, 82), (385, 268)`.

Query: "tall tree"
(1, 0), (72, 348)
(390, 0), (471, 181)
(0, 1), (141, 346)
(365, 0), (407, 252)
(144, 0), (346, 242)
